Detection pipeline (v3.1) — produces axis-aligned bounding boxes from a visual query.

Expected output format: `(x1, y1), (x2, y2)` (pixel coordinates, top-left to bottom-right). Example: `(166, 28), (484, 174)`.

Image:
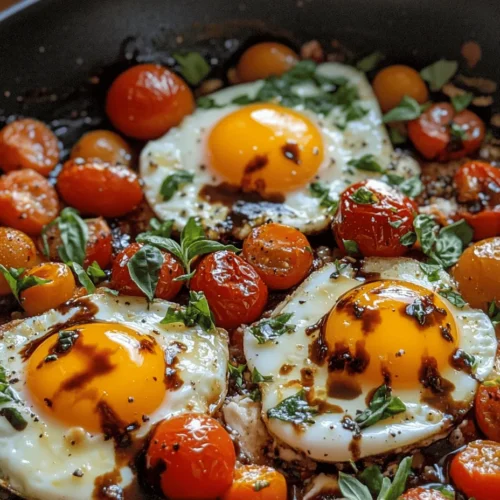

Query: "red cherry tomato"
(400, 488), (449, 500)
(407, 103), (485, 161)
(332, 179), (417, 257)
(190, 250), (268, 329)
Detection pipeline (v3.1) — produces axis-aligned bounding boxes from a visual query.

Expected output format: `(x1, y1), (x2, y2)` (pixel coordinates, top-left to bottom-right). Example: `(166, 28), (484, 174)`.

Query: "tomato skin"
(399, 487), (449, 500)
(146, 414), (235, 500)
(190, 250), (268, 329)
(111, 242), (183, 300)
(0, 169), (59, 235)
(0, 118), (60, 176)
(332, 179), (417, 257)
(70, 130), (132, 166)
(106, 64), (195, 140)
(57, 159), (143, 217)
(475, 383), (500, 442)
(408, 103), (485, 161)
(242, 223), (313, 290)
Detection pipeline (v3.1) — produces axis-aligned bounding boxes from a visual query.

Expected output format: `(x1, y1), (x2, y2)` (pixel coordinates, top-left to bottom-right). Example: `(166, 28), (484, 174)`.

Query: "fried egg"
(243, 258), (497, 462)
(140, 63), (420, 239)
(0, 292), (228, 499)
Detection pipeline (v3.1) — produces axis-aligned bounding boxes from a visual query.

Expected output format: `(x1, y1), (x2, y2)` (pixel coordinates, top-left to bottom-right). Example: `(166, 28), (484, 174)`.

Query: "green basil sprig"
(70, 261), (106, 294)
(267, 389), (318, 425)
(355, 384), (406, 429)
(250, 312), (295, 344)
(0, 366), (27, 431)
(0, 266), (49, 303)
(420, 59), (458, 91)
(173, 52), (211, 86)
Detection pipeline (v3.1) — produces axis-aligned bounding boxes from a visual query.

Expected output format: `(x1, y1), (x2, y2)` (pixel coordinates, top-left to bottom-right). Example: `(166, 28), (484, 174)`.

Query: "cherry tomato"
(190, 250), (268, 329)
(407, 103), (485, 161)
(20, 262), (76, 316)
(0, 228), (38, 295)
(106, 64), (195, 140)
(111, 242), (183, 300)
(57, 159), (143, 217)
(40, 217), (113, 270)
(450, 440), (500, 500)
(332, 179), (417, 257)
(242, 223), (313, 290)
(400, 488), (450, 500)
(475, 383), (500, 442)
(70, 130), (132, 166)
(0, 118), (60, 176)
(223, 464), (287, 500)
(372, 65), (429, 112)
(146, 414), (235, 500)
(237, 42), (299, 83)
(0, 169), (59, 235)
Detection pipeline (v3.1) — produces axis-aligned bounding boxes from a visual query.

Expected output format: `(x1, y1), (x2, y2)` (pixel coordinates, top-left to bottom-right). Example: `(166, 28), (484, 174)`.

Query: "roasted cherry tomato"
(237, 42), (299, 83)
(372, 65), (429, 112)
(400, 488), (450, 500)
(452, 237), (500, 310)
(106, 64), (195, 140)
(407, 103), (485, 161)
(223, 464), (287, 500)
(40, 217), (113, 270)
(475, 383), (500, 442)
(450, 440), (500, 500)
(190, 250), (268, 329)
(57, 159), (143, 217)
(0, 228), (38, 295)
(70, 130), (132, 166)
(111, 242), (183, 300)
(0, 118), (60, 176)
(0, 169), (59, 235)
(332, 179), (417, 257)
(146, 414), (235, 500)
(242, 223), (313, 290)
(20, 262), (76, 316)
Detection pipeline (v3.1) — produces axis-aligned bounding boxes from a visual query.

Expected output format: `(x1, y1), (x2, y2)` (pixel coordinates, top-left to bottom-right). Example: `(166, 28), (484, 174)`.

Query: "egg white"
(243, 258), (497, 463)
(140, 63), (420, 239)
(0, 292), (229, 500)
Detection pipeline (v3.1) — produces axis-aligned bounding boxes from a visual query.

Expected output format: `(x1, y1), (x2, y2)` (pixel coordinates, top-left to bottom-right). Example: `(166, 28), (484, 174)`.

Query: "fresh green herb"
(438, 286), (467, 308)
(338, 472), (372, 500)
(330, 259), (349, 279)
(70, 262), (96, 294)
(383, 456), (413, 500)
(388, 218), (404, 229)
(126, 244), (164, 302)
(138, 218), (174, 239)
(250, 312), (295, 344)
(419, 262), (442, 282)
(424, 484), (455, 499)
(309, 182), (338, 213)
(399, 232), (417, 247)
(413, 214), (439, 254)
(99, 287), (119, 296)
(161, 290), (216, 332)
(336, 101), (369, 130)
(382, 95), (423, 123)
(249, 387), (262, 402)
(228, 363), (246, 388)
(355, 384), (406, 429)
(420, 59), (458, 91)
(451, 92), (474, 112)
(356, 51), (385, 72)
(450, 121), (467, 141)
(384, 173), (424, 198)
(86, 261), (106, 282)
(267, 389), (317, 425)
(406, 297), (436, 325)
(137, 217), (239, 281)
(454, 349), (477, 371)
(0, 265), (50, 303)
(0, 366), (27, 431)
(343, 239), (360, 256)
(348, 154), (384, 173)
(173, 52), (211, 85)
(196, 96), (223, 109)
(389, 126), (407, 145)
(483, 377), (500, 387)
(160, 170), (195, 201)
(253, 480), (270, 492)
(357, 465), (383, 496)
(350, 187), (378, 204)
(488, 301), (500, 326)
(252, 367), (273, 383)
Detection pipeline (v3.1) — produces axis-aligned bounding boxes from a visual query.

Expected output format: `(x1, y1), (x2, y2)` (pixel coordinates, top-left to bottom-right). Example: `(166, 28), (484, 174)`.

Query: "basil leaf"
(56, 208), (88, 266)
(196, 96), (223, 109)
(451, 92), (474, 112)
(70, 262), (95, 294)
(181, 217), (205, 249)
(413, 214), (439, 254)
(389, 126), (407, 145)
(228, 363), (246, 388)
(398, 176), (424, 198)
(380, 456), (412, 500)
(136, 234), (184, 263)
(356, 51), (385, 72)
(424, 484), (455, 500)
(17, 274), (51, 295)
(232, 95), (255, 105)
(388, 219), (404, 229)
(439, 219), (473, 247)
(126, 244), (163, 302)
(343, 239), (360, 256)
(338, 472), (372, 500)
(348, 154), (385, 173)
(488, 301), (500, 326)
(267, 389), (317, 425)
(99, 287), (119, 296)
(173, 52), (211, 85)
(185, 240), (239, 265)
(249, 387), (262, 402)
(419, 262), (442, 282)
(376, 477), (392, 500)
(0, 265), (22, 301)
(250, 313), (295, 344)
(86, 261), (106, 282)
(137, 218), (174, 239)
(400, 232), (417, 247)
(252, 367), (273, 383)
(309, 182), (338, 213)
(420, 59), (458, 91)
(350, 187), (378, 204)
(383, 96), (422, 123)
(438, 286), (466, 308)
(358, 465), (384, 496)
(160, 170), (194, 201)
(355, 384), (406, 429)
(434, 233), (463, 268)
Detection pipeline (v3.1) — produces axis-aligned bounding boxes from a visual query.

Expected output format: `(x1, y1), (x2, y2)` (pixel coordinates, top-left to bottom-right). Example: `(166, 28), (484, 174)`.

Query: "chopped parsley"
(0, 366), (27, 431)
(438, 286), (467, 308)
(309, 182), (338, 213)
(350, 187), (378, 204)
(250, 312), (295, 344)
(228, 363), (246, 388)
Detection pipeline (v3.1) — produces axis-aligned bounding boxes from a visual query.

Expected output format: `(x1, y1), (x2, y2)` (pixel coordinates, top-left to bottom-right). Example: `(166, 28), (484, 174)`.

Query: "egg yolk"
(325, 280), (458, 389)
(26, 322), (166, 433)
(206, 103), (324, 194)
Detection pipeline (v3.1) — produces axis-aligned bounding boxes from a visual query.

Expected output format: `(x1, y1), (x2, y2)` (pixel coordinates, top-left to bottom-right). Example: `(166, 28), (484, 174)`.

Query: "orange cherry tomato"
(223, 464), (287, 500)
(475, 383), (500, 442)
(57, 159), (143, 217)
(40, 217), (113, 270)
(190, 250), (268, 329)
(106, 64), (195, 140)
(450, 440), (500, 500)
(400, 487), (449, 500)
(237, 42), (299, 83)
(0, 228), (38, 295)
(70, 130), (132, 166)
(0, 118), (60, 176)
(146, 414), (235, 500)
(407, 103), (485, 161)
(111, 242), (183, 300)
(20, 262), (76, 316)
(372, 65), (429, 112)
(332, 179), (417, 257)
(0, 169), (59, 235)
(242, 223), (313, 290)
